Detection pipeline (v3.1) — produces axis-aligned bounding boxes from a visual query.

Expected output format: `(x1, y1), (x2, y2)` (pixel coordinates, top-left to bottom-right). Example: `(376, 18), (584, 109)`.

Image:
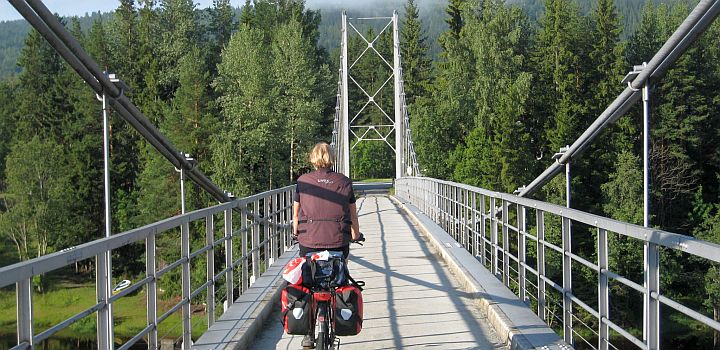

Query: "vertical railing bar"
(146, 232), (158, 349)
(472, 191), (478, 258)
(16, 278), (33, 349)
(241, 204), (249, 293)
(465, 188), (470, 249)
(490, 196), (498, 277)
(96, 252), (112, 350)
(519, 205), (527, 303)
(502, 200), (510, 286)
(644, 241), (660, 350)
(224, 208), (234, 310)
(480, 194), (486, 265)
(252, 200), (261, 284)
(181, 220), (191, 350)
(598, 227), (609, 350)
(264, 196), (271, 269)
(562, 216), (573, 345)
(206, 215), (215, 327)
(537, 210), (546, 321)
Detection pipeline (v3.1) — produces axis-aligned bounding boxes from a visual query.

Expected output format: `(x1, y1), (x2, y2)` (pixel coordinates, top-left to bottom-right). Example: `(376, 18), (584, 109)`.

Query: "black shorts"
(299, 244), (350, 259)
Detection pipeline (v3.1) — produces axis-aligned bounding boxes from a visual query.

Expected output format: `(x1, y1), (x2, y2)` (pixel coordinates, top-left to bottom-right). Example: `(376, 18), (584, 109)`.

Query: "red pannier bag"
(281, 284), (312, 335)
(333, 285), (363, 336)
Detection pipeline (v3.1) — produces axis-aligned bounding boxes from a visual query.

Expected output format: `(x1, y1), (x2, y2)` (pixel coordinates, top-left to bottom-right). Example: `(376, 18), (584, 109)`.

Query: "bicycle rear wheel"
(316, 302), (331, 350)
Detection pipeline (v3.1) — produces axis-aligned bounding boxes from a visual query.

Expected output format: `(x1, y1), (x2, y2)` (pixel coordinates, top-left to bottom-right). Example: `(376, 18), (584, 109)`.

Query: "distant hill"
(0, 0), (684, 81)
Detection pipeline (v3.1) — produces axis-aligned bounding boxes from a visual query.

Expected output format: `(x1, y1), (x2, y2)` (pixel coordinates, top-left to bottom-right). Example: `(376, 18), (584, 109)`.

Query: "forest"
(0, 0), (719, 348)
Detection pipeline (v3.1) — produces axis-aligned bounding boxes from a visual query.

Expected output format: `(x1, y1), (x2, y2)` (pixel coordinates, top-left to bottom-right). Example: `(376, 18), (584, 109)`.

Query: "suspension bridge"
(1, 0), (720, 349)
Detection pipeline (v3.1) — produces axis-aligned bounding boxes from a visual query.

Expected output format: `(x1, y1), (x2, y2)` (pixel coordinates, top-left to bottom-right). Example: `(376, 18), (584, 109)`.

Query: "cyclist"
(292, 142), (361, 348)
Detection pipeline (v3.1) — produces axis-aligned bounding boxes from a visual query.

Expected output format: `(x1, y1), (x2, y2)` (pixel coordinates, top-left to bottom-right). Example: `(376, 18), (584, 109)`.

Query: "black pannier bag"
(333, 285), (363, 336)
(281, 284), (312, 335)
(302, 251), (348, 288)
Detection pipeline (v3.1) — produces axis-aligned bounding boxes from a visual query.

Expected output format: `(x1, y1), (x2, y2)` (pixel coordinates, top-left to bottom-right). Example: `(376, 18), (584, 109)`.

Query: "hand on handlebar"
(351, 233), (365, 245)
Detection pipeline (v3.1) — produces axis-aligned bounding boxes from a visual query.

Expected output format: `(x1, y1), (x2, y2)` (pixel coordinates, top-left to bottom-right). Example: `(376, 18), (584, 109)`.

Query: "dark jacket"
(294, 168), (355, 248)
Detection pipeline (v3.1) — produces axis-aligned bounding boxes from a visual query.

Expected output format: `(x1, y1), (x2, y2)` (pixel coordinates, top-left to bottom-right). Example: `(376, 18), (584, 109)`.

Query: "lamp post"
(95, 72), (129, 350)
(552, 146), (570, 208)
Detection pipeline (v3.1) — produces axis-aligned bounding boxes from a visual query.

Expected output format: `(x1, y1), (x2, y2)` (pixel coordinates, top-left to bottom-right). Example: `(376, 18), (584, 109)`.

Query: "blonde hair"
(309, 142), (335, 169)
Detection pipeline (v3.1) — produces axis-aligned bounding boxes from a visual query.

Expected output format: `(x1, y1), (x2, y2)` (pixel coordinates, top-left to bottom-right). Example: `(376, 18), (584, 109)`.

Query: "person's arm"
(349, 202), (360, 240)
(293, 201), (300, 236)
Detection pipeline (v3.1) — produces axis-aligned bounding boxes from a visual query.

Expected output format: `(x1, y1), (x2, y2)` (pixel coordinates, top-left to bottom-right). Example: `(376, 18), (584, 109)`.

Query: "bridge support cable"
(397, 177), (720, 350)
(518, 0), (720, 199)
(7, 0), (231, 204)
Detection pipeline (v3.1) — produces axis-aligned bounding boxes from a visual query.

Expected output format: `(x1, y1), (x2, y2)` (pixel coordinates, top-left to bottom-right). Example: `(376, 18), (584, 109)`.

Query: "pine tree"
(401, 0), (431, 105)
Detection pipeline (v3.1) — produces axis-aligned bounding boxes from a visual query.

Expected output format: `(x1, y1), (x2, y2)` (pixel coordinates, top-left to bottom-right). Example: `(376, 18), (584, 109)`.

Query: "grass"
(353, 178), (392, 183)
(0, 281), (208, 345)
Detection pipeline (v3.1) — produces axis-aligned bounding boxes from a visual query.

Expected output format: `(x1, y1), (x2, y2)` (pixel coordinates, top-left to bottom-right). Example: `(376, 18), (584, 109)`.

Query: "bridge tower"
(332, 11), (420, 179)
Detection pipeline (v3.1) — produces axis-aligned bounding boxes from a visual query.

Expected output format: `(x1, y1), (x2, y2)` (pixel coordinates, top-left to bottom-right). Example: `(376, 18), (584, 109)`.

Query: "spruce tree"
(445, 0), (464, 42)
(158, 0), (199, 98)
(401, 0), (431, 105)
(452, 0), (533, 193)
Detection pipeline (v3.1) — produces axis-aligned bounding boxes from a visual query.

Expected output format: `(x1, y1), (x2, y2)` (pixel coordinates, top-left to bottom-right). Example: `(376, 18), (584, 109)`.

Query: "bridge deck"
(251, 195), (506, 350)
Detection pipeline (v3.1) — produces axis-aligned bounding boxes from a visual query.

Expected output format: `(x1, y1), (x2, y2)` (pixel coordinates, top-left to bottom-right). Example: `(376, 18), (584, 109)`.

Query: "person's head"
(309, 142), (334, 169)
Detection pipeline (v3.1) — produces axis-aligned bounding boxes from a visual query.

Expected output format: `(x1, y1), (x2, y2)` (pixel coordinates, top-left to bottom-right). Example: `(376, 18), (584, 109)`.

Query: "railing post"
(146, 232), (158, 349)
(480, 194), (486, 265)
(645, 242), (660, 350)
(224, 208), (234, 310)
(598, 228), (609, 350)
(472, 191), (478, 258)
(206, 215), (215, 327)
(241, 205), (249, 293)
(463, 189), (474, 252)
(502, 200), (510, 286)
(518, 205), (527, 303)
(265, 196), (272, 267)
(181, 220), (191, 349)
(537, 210), (546, 321)
(252, 200), (261, 284)
(562, 216), (573, 345)
(96, 252), (113, 350)
(490, 196), (498, 277)
(16, 278), (33, 348)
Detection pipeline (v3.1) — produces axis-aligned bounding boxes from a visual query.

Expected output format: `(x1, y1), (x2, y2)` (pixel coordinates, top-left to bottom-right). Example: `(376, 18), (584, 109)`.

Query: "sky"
(1, 0), (222, 22)
(0, 0), (395, 22)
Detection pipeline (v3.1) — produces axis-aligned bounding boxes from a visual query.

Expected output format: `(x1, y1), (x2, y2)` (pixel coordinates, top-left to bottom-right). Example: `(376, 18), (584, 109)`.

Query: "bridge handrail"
(397, 177), (720, 350)
(2, 185), (295, 349)
(405, 177), (720, 263)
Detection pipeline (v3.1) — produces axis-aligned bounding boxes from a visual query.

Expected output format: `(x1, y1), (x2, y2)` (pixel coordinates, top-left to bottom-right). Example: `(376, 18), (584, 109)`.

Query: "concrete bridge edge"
(390, 196), (573, 350)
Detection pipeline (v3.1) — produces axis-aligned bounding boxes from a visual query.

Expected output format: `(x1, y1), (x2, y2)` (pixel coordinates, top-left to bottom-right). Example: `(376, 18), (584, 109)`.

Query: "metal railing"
(0, 186), (295, 350)
(396, 177), (720, 350)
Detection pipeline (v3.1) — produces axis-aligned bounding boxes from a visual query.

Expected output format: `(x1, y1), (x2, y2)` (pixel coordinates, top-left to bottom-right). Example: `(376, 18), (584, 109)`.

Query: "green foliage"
(0, 137), (69, 264)
(401, 0), (432, 104)
(351, 141), (394, 179)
